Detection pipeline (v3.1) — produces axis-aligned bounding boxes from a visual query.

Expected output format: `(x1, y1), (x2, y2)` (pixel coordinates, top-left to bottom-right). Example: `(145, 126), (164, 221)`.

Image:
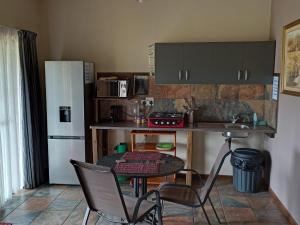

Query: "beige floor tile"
(18, 197), (54, 211)
(31, 210), (70, 225)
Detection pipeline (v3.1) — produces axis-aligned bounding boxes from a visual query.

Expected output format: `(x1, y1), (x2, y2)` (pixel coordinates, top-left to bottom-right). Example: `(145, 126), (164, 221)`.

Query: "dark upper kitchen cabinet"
(211, 43), (244, 84)
(154, 41), (275, 84)
(183, 43), (215, 83)
(242, 42), (275, 84)
(154, 43), (184, 84)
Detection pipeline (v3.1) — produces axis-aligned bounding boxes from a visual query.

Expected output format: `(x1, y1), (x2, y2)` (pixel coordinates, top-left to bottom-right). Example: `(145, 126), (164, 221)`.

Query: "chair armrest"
(158, 182), (191, 190)
(132, 189), (161, 221)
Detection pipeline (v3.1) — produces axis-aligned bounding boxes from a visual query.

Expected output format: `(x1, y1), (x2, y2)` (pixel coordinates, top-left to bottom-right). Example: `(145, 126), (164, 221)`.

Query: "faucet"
(231, 114), (240, 124)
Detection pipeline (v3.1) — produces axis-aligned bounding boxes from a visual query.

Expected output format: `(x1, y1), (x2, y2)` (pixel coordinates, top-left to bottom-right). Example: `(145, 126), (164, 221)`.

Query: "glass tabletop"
(97, 152), (184, 178)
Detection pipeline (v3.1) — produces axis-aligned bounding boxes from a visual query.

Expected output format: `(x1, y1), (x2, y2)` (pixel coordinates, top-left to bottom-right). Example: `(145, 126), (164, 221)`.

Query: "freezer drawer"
(48, 138), (85, 185)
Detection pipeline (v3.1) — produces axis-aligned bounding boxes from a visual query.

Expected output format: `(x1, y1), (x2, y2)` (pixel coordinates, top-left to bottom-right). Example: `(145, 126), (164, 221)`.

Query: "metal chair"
(158, 141), (231, 225)
(70, 159), (163, 225)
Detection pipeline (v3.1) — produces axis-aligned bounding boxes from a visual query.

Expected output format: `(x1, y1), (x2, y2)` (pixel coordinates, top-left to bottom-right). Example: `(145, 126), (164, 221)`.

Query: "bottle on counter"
(133, 100), (140, 123)
(253, 112), (257, 127)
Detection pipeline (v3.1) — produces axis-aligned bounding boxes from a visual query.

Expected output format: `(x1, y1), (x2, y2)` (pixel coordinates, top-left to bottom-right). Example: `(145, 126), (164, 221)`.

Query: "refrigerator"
(45, 61), (94, 184)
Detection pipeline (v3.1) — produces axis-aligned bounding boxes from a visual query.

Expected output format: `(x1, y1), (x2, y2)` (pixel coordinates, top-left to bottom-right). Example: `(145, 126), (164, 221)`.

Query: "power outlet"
(145, 97), (154, 106)
(141, 97), (154, 106)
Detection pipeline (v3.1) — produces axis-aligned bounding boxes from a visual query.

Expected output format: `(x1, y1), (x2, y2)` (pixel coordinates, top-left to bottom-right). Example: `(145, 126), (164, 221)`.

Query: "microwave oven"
(96, 79), (131, 98)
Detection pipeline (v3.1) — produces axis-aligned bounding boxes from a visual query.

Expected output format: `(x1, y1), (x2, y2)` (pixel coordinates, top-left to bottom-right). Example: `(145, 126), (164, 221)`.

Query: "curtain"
(0, 26), (24, 205)
(18, 30), (48, 189)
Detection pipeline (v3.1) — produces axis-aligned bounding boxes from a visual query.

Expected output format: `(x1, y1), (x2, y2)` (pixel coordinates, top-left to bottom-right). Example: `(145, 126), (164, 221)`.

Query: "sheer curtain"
(0, 26), (24, 205)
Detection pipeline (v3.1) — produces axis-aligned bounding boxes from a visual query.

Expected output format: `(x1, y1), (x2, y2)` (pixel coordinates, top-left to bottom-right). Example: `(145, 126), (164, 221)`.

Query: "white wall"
(0, 0), (40, 32)
(0, 0), (49, 81)
(265, 0), (300, 223)
(44, 0), (272, 72)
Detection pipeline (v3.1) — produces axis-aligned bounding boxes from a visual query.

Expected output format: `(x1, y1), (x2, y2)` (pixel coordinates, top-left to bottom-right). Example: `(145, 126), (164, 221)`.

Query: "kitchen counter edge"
(90, 122), (276, 133)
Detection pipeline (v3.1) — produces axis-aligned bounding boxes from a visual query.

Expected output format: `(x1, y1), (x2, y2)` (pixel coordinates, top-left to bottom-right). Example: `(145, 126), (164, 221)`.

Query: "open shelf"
(133, 143), (176, 152)
(130, 130), (177, 185)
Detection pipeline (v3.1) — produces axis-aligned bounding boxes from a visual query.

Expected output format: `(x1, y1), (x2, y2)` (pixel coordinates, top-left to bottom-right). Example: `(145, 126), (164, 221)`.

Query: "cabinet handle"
(178, 70), (182, 80)
(237, 70), (241, 80)
(244, 69), (248, 80)
(185, 70), (189, 80)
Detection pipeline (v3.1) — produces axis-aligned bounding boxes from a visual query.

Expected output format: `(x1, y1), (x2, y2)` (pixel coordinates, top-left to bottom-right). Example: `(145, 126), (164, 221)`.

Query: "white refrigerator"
(45, 61), (94, 184)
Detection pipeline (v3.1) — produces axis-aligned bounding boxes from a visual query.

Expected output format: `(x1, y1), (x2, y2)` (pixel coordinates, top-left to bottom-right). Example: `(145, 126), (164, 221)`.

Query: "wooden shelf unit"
(130, 130), (176, 153)
(130, 130), (176, 184)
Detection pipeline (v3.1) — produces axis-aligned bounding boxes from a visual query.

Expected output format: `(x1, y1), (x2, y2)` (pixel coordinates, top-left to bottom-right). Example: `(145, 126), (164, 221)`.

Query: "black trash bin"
(230, 148), (264, 193)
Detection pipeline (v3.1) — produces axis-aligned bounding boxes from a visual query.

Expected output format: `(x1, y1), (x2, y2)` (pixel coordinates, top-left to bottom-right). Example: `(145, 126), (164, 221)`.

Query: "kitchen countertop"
(90, 121), (275, 184)
(90, 121), (276, 134)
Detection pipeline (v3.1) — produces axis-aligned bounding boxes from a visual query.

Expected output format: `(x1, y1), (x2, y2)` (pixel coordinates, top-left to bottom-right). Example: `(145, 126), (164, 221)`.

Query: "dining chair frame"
(70, 159), (163, 225)
(158, 141), (231, 225)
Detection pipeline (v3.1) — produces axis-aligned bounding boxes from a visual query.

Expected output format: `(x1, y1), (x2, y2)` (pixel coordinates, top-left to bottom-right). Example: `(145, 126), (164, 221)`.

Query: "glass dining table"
(97, 152), (185, 197)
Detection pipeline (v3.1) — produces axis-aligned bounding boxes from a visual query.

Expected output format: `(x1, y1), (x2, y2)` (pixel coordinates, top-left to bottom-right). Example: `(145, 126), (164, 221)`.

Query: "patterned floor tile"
(33, 185), (66, 198)
(221, 195), (250, 208)
(76, 200), (88, 209)
(63, 207), (99, 225)
(0, 178), (292, 225)
(1, 196), (28, 210)
(163, 216), (191, 225)
(30, 210), (69, 225)
(217, 184), (246, 197)
(1, 209), (40, 224)
(223, 207), (256, 223)
(47, 199), (81, 211)
(197, 206), (226, 224)
(14, 188), (36, 197)
(18, 197), (54, 211)
(228, 222), (289, 225)
(0, 208), (14, 220)
(254, 209), (289, 224)
(247, 197), (277, 210)
(57, 188), (84, 201)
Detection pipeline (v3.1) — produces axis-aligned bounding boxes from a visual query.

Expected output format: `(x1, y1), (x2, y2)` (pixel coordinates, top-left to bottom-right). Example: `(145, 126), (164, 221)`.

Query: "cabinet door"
(243, 41), (275, 84)
(155, 43), (184, 84)
(212, 43), (244, 84)
(183, 43), (214, 83)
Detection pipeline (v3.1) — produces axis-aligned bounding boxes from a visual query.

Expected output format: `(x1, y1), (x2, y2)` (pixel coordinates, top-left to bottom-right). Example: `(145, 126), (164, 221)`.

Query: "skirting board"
(269, 188), (298, 225)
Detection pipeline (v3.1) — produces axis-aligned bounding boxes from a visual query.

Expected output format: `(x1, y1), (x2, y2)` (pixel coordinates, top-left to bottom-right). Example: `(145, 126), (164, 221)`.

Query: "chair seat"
(124, 195), (156, 222)
(159, 185), (202, 207)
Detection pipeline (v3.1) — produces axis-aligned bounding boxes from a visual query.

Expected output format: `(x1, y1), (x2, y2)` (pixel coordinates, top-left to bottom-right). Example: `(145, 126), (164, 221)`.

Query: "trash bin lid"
(231, 148), (263, 170)
(232, 148), (263, 160)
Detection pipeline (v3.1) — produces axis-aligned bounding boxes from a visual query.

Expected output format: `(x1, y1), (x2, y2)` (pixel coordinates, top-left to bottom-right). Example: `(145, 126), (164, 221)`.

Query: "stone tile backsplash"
(99, 76), (278, 128)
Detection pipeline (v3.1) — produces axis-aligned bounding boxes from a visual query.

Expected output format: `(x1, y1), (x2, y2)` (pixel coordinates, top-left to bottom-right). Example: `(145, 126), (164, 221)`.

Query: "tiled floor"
(0, 177), (290, 225)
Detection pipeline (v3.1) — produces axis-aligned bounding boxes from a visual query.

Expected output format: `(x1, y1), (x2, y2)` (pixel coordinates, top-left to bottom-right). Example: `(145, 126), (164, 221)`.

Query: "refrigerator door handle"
(48, 135), (85, 140)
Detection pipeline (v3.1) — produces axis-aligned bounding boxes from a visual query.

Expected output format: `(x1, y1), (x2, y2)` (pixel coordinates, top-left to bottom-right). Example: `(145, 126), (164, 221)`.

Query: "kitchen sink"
(224, 124), (250, 129)
(222, 123), (250, 138)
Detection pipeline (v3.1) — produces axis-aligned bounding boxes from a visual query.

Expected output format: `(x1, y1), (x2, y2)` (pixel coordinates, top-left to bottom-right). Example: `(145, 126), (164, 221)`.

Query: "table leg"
(133, 178), (140, 197)
(92, 128), (98, 164)
(186, 131), (193, 185)
(141, 178), (147, 195)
